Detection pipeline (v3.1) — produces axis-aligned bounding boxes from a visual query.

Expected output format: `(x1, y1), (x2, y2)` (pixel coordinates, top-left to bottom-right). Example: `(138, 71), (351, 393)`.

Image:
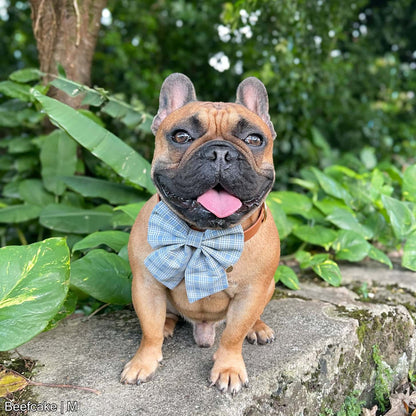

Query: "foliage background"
(3, 0), (416, 173)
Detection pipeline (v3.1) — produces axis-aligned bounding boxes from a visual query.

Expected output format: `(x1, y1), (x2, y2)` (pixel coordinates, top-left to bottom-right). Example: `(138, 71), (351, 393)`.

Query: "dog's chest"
(167, 277), (239, 321)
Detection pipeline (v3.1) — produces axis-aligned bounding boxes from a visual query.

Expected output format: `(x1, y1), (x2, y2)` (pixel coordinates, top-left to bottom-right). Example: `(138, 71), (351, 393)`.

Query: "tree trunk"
(30, 0), (107, 108)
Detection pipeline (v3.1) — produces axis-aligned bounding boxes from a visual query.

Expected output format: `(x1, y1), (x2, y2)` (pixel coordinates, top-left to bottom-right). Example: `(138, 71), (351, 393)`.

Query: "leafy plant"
(372, 344), (393, 413)
(272, 159), (416, 287)
(0, 69), (154, 350)
(0, 238), (70, 351)
(319, 391), (365, 416)
(0, 69), (415, 350)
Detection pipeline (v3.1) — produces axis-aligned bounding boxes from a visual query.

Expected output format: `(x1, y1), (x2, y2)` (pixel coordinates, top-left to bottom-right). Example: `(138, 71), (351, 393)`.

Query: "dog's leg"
(164, 313), (179, 338)
(210, 284), (272, 394)
(121, 278), (167, 385)
(246, 279), (275, 344)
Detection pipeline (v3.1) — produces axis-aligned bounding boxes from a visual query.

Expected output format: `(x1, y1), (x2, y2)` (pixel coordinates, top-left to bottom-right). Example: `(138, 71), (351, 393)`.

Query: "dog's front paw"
(246, 319), (275, 345)
(210, 350), (249, 395)
(120, 353), (161, 385)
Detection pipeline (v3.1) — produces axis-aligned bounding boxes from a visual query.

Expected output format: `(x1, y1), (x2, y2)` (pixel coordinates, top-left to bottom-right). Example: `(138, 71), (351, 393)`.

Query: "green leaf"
(9, 68), (42, 83)
(312, 260), (342, 286)
(314, 197), (351, 216)
(72, 230), (130, 253)
(292, 225), (337, 250)
(274, 265), (299, 290)
(368, 245), (393, 269)
(265, 196), (292, 239)
(289, 177), (318, 192)
(18, 179), (54, 207)
(102, 99), (130, 118)
(40, 204), (113, 234)
(268, 191), (312, 216)
(118, 244), (129, 262)
(40, 130), (78, 196)
(114, 202), (145, 221)
(311, 167), (353, 205)
(0, 81), (32, 102)
(0, 238), (70, 350)
(32, 89), (155, 193)
(363, 212), (387, 240)
(333, 230), (370, 262)
(295, 250), (330, 269)
(50, 77), (105, 107)
(0, 107), (43, 127)
(403, 164), (416, 202)
(402, 232), (416, 271)
(360, 146), (377, 170)
(311, 127), (331, 157)
(2, 136), (36, 154)
(70, 249), (132, 304)
(62, 176), (146, 205)
(325, 165), (359, 180)
(294, 250), (313, 269)
(326, 208), (373, 239)
(0, 204), (41, 223)
(2, 182), (21, 199)
(381, 194), (415, 240)
(45, 290), (78, 331)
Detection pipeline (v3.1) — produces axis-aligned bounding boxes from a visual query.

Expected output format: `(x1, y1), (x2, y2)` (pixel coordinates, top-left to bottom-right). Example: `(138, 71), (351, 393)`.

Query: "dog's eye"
(244, 134), (263, 147)
(171, 130), (193, 144)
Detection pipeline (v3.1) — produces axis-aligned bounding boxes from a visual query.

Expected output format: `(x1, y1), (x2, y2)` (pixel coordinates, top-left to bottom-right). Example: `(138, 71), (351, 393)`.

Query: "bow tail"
(144, 246), (190, 290)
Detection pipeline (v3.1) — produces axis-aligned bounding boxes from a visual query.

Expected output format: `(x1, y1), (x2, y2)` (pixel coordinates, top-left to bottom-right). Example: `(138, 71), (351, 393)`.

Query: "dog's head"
(150, 73), (276, 229)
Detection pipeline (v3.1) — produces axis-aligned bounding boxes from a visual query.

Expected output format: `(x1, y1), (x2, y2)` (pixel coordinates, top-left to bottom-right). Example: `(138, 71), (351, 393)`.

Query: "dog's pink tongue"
(197, 189), (242, 218)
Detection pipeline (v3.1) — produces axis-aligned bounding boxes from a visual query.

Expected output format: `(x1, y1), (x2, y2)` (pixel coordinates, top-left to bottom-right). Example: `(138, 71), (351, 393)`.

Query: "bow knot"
(186, 229), (204, 249)
(144, 201), (244, 303)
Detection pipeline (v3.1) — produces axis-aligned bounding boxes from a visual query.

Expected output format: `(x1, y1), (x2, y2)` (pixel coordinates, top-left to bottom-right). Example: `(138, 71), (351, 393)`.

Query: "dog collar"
(155, 195), (266, 242)
(242, 203), (267, 242)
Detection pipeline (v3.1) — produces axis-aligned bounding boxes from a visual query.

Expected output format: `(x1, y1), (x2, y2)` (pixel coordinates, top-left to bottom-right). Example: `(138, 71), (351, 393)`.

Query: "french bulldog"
(121, 73), (280, 394)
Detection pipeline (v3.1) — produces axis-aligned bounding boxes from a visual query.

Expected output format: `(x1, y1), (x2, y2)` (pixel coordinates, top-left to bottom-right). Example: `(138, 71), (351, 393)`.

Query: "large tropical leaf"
(381, 195), (415, 240)
(39, 204), (114, 234)
(0, 238), (70, 350)
(39, 130), (78, 196)
(32, 89), (155, 193)
(70, 249), (132, 304)
(72, 230), (130, 253)
(62, 176), (146, 205)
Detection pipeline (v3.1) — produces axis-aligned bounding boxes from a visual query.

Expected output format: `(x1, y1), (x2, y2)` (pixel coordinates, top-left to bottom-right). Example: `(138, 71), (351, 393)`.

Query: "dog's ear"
(151, 73), (197, 135)
(236, 77), (276, 139)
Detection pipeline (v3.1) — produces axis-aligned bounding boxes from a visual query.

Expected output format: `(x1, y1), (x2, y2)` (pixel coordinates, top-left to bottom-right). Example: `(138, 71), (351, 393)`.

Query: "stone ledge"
(2, 263), (415, 416)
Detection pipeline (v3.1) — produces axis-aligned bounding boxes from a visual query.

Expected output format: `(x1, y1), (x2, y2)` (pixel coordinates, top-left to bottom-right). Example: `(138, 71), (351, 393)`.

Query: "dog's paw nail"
(243, 381), (249, 388)
(136, 379), (142, 386)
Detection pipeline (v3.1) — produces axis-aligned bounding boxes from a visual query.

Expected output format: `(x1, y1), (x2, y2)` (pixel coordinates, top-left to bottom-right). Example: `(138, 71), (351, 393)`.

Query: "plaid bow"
(144, 201), (244, 303)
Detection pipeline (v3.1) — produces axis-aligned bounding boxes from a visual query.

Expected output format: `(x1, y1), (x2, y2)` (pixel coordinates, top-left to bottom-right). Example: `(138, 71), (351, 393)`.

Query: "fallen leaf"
(0, 367), (28, 397)
(385, 393), (409, 416)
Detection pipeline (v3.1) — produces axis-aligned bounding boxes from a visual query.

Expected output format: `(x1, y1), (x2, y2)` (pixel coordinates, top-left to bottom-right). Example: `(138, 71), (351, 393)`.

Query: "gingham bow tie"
(144, 201), (244, 303)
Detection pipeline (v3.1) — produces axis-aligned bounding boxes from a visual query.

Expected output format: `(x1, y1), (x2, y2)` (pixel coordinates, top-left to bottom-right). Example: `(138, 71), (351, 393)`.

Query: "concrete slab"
(1, 263), (415, 416)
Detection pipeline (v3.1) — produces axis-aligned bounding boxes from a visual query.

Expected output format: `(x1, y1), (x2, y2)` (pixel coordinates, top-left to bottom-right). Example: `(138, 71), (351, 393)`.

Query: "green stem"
(16, 228), (28, 245)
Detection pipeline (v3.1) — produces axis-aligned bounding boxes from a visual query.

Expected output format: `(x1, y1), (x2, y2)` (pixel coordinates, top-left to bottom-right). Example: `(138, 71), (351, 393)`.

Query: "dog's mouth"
(158, 180), (265, 220)
(196, 185), (242, 218)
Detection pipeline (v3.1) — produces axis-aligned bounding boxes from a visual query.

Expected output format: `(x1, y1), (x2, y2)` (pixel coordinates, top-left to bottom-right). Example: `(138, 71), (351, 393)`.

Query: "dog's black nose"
(203, 141), (239, 164)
